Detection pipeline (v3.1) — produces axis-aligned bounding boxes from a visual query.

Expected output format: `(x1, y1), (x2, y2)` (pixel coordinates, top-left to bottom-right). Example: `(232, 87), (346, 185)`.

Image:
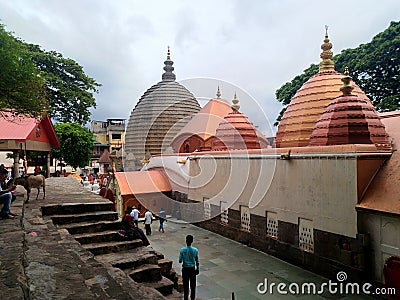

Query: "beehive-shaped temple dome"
(309, 68), (391, 149)
(211, 94), (261, 151)
(124, 48), (201, 170)
(275, 28), (373, 148)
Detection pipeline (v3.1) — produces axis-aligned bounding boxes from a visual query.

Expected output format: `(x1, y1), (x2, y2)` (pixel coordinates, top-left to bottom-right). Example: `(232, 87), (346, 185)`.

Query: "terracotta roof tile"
(114, 170), (171, 196)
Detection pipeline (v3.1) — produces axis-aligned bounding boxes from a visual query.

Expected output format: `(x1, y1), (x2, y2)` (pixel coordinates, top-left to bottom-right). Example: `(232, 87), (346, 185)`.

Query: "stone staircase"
(41, 202), (181, 297)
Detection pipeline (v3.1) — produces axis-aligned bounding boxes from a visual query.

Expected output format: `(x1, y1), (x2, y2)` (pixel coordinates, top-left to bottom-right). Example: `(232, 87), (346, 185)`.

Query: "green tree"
(52, 123), (94, 169)
(0, 23), (100, 124)
(275, 21), (400, 125)
(26, 44), (101, 124)
(0, 24), (49, 118)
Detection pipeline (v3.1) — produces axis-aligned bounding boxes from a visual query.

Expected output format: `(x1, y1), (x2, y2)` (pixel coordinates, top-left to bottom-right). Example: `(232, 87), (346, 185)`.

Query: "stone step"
(158, 258), (173, 275)
(96, 247), (159, 270)
(176, 276), (184, 293)
(143, 276), (174, 296)
(61, 220), (122, 235)
(73, 230), (121, 244)
(50, 211), (118, 225)
(41, 202), (114, 216)
(128, 264), (162, 283)
(167, 267), (179, 286)
(83, 239), (143, 256)
(154, 251), (165, 260)
(112, 253), (158, 270)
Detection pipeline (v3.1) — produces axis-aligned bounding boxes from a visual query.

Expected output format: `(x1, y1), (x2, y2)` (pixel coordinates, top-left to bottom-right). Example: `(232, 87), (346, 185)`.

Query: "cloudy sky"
(0, 0), (399, 136)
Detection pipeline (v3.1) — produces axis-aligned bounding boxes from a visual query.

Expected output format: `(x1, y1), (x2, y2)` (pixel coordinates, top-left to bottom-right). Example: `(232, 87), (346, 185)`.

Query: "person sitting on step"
(121, 206), (149, 246)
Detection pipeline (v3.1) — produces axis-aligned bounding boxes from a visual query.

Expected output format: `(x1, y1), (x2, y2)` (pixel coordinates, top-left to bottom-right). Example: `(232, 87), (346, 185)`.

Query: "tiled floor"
(147, 219), (371, 300)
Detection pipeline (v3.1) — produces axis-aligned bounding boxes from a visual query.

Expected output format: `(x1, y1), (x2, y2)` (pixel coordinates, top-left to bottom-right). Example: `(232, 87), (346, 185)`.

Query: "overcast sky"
(0, 0), (399, 136)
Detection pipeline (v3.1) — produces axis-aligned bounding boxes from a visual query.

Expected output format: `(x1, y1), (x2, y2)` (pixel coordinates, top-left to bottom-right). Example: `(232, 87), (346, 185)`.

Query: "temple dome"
(124, 48), (200, 170)
(170, 87), (233, 152)
(211, 94), (261, 151)
(309, 68), (391, 149)
(275, 30), (374, 148)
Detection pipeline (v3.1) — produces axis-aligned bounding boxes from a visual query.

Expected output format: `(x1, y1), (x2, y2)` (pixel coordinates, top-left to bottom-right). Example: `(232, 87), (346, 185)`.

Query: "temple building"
(113, 31), (400, 289)
(274, 28), (375, 148)
(170, 88), (269, 153)
(124, 48), (201, 170)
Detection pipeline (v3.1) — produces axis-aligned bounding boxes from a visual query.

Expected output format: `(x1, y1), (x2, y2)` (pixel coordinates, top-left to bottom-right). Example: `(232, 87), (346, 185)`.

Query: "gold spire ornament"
(167, 46), (171, 60)
(231, 92), (240, 112)
(216, 86), (221, 98)
(340, 67), (354, 95)
(319, 25), (335, 73)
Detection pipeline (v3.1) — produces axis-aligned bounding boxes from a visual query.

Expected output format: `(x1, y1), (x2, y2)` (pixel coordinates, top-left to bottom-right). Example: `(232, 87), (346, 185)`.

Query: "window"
(266, 211), (278, 238)
(299, 218), (314, 253)
(240, 205), (250, 232)
(112, 133), (121, 140)
(220, 201), (228, 225)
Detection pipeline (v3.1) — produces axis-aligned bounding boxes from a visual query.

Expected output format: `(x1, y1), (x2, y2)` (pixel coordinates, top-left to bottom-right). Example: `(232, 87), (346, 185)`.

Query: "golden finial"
(319, 25), (334, 73)
(231, 92), (240, 112)
(167, 46), (171, 60)
(340, 67), (354, 95)
(216, 86), (221, 98)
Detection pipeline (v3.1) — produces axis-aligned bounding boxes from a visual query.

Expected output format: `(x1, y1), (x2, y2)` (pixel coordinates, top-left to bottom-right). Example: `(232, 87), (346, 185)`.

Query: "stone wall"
(195, 205), (370, 281)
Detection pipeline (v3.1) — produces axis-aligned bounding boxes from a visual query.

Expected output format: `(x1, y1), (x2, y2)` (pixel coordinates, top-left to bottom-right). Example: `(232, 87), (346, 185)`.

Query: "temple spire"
(231, 92), (240, 112)
(216, 86), (221, 98)
(340, 67), (354, 95)
(162, 46), (176, 81)
(319, 25), (335, 73)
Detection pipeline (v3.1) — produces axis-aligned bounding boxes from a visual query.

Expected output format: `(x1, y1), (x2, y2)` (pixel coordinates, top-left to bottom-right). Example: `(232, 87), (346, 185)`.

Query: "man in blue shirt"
(179, 234), (199, 300)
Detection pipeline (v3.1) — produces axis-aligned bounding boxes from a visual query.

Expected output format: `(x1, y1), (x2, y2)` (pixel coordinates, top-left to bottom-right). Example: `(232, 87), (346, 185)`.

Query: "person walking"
(158, 208), (166, 233)
(130, 206), (140, 226)
(144, 209), (153, 235)
(179, 235), (199, 300)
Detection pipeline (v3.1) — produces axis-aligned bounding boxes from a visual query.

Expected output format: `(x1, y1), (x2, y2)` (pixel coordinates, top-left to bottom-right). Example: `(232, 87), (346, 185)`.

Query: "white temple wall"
(188, 154), (358, 238)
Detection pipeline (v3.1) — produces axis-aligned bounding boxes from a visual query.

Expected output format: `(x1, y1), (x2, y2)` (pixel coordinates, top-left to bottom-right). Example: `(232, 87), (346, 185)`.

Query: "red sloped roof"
(0, 114), (37, 140)
(114, 170), (171, 196)
(0, 112), (59, 148)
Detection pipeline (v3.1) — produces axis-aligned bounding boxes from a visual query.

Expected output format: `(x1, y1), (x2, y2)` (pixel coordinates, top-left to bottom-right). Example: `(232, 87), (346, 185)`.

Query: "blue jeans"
(159, 220), (165, 232)
(0, 192), (12, 215)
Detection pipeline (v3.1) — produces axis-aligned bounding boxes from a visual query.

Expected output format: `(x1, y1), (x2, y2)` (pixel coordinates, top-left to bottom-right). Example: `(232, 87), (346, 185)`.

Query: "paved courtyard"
(147, 219), (371, 300)
(0, 177), (374, 299)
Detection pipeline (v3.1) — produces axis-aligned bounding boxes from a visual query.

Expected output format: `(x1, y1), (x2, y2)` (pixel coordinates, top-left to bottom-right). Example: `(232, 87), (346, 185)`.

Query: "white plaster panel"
(187, 154), (358, 237)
